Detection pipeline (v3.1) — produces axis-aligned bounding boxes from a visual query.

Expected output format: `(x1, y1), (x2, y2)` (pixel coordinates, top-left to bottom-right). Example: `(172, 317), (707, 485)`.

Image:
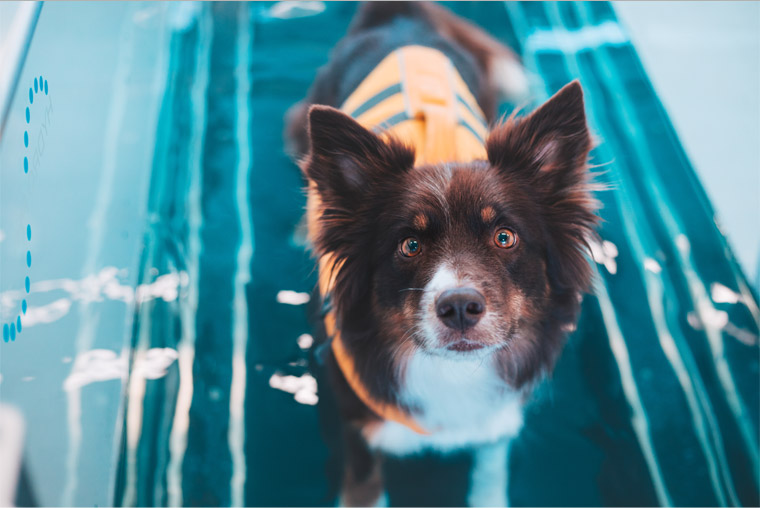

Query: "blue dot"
(25, 276), (30, 293)
(29, 88), (33, 104)
(24, 131), (28, 147)
(34, 78), (38, 93)
(27, 250), (31, 267)
(17, 316), (22, 334)
(27, 224), (31, 241)
(39, 76), (43, 88)
(25, 107), (30, 123)
(24, 157), (28, 173)
(22, 300), (27, 314)
(2, 324), (8, 343)
(10, 323), (16, 341)
(44, 80), (48, 95)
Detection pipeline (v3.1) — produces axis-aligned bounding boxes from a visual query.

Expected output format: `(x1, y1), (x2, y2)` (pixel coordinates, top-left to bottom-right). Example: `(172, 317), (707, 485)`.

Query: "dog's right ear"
(304, 106), (415, 206)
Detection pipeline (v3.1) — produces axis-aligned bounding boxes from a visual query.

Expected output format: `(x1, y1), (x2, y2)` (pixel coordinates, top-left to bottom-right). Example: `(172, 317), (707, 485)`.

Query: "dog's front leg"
(340, 424), (386, 507)
(467, 438), (511, 507)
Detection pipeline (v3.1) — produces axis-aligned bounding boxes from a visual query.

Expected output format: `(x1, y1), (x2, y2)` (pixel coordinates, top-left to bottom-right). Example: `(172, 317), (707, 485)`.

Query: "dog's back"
(285, 2), (526, 158)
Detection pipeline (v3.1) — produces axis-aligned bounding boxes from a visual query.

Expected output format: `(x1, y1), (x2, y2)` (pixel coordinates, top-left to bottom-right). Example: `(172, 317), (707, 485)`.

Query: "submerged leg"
(340, 425), (386, 507)
(468, 438), (511, 507)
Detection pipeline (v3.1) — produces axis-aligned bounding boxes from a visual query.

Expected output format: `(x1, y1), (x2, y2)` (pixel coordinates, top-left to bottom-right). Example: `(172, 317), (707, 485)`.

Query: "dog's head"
(303, 81), (598, 387)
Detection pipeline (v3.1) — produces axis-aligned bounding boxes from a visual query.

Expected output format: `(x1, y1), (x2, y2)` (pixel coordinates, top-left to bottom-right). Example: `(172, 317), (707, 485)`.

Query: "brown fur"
(289, 3), (598, 504)
(481, 206), (497, 223)
(303, 82), (597, 391)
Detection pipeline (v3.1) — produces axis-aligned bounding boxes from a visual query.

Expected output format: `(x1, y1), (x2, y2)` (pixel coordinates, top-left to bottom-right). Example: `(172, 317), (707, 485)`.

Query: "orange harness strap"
(331, 330), (429, 435)
(341, 45), (488, 165)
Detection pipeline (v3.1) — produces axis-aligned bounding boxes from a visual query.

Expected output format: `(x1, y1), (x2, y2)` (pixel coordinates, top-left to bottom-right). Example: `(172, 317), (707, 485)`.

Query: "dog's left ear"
(486, 80), (591, 186)
(304, 106), (415, 208)
(487, 81), (598, 293)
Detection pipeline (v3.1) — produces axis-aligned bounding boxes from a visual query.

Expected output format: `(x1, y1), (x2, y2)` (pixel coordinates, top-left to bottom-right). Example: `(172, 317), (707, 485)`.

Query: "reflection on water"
(1, 267), (189, 329)
(275, 289), (311, 306)
(63, 347), (180, 392)
(269, 372), (318, 406)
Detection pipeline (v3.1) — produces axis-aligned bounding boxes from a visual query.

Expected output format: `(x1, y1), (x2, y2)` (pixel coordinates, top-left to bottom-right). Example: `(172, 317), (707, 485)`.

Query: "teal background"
(0, 2), (758, 506)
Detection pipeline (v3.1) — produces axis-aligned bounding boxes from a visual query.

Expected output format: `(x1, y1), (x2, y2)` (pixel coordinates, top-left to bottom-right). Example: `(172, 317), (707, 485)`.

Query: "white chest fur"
(365, 352), (524, 456)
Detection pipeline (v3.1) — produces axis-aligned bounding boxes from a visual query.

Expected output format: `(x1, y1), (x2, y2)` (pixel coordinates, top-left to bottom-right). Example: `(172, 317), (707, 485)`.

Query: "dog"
(286, 3), (598, 505)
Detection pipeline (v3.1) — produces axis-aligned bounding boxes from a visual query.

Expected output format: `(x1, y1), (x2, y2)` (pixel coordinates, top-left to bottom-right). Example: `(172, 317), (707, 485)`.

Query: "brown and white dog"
(287, 2), (598, 505)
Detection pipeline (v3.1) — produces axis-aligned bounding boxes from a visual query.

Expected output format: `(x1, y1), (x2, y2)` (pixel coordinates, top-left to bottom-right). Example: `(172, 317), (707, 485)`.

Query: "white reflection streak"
(62, 387), (82, 507)
(268, 373), (318, 406)
(709, 282), (758, 317)
(644, 257), (662, 274)
(276, 290), (311, 305)
(675, 234), (760, 483)
(594, 275), (673, 506)
(589, 237), (618, 275)
(63, 349), (127, 391)
(167, 345), (195, 506)
(0, 267), (189, 326)
(122, 358), (147, 508)
(267, 1), (325, 19)
(711, 283), (740, 304)
(166, 3), (209, 505)
(62, 348), (178, 392)
(22, 298), (72, 325)
(524, 19), (627, 53)
(229, 4), (253, 506)
(61, 342), (177, 508)
(0, 405), (24, 507)
(297, 333), (313, 350)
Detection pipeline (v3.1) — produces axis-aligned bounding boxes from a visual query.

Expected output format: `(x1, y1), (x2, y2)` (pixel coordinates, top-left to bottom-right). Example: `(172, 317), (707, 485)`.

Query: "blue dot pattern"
(5, 78), (47, 344)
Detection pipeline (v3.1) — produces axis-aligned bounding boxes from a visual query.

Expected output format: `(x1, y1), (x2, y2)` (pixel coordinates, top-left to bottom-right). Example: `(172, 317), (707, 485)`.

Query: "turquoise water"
(0, 2), (757, 506)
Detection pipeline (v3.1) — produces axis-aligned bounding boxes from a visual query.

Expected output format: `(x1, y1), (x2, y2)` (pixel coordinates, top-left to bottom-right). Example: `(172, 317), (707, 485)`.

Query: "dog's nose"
(436, 288), (485, 330)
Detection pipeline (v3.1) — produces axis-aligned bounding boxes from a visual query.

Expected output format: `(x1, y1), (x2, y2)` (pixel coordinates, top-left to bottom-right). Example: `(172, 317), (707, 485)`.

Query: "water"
(0, 2), (757, 506)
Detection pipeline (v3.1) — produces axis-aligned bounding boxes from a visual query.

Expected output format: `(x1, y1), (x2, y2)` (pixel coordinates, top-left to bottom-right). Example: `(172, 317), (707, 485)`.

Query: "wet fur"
(287, 2), (598, 505)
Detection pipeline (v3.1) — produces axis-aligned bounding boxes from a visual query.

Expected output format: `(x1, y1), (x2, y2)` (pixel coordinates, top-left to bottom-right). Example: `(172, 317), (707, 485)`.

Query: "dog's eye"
(494, 228), (518, 249)
(400, 237), (422, 257)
